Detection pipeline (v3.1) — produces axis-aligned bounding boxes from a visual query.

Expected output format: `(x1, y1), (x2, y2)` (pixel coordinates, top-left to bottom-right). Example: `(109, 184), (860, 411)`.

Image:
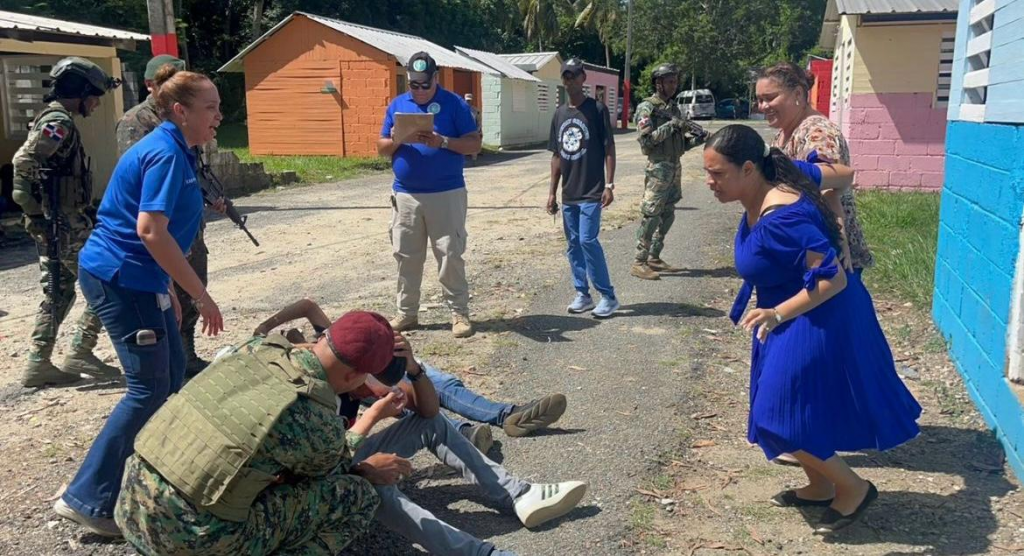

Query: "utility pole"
(147, 0), (179, 57)
(621, 0), (633, 129)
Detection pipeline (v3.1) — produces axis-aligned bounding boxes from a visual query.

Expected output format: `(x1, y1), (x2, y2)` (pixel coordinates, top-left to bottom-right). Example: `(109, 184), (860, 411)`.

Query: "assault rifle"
(194, 149), (259, 247)
(40, 168), (61, 324)
(651, 104), (709, 145)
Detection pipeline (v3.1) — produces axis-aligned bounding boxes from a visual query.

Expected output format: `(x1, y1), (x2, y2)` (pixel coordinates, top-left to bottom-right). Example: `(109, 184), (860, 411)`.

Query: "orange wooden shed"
(219, 12), (493, 157)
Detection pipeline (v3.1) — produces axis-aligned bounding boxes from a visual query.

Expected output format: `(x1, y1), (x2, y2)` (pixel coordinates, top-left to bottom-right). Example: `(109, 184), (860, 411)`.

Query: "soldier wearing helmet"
(11, 56), (122, 387)
(631, 62), (691, 280)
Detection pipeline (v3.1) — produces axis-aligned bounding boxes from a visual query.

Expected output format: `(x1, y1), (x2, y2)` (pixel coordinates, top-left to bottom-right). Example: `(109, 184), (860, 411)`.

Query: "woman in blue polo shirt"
(54, 67), (225, 537)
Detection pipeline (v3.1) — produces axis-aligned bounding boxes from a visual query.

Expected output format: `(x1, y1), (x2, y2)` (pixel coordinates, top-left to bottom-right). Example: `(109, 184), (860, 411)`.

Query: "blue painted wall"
(934, 120), (1024, 478)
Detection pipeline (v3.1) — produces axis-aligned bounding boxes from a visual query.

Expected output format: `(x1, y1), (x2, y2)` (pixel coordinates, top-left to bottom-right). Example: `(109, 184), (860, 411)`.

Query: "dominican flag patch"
(42, 123), (66, 142)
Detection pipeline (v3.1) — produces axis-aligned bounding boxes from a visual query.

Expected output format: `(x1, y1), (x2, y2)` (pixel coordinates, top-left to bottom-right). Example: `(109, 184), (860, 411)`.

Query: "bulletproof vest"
(134, 334), (338, 522)
(642, 96), (688, 162)
(33, 104), (92, 215)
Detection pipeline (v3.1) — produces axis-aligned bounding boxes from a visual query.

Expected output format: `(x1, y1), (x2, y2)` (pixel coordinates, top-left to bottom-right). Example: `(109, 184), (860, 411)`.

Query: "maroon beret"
(324, 312), (395, 378)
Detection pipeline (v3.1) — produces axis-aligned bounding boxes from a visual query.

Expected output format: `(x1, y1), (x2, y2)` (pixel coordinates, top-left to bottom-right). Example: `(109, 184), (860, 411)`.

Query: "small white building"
(455, 46), (553, 148)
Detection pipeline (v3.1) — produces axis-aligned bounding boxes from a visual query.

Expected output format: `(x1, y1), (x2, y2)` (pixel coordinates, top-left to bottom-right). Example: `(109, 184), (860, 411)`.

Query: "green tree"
(519, 0), (560, 50)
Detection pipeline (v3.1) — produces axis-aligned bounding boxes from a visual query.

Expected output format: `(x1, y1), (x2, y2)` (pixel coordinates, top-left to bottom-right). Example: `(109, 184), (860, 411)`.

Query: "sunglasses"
(409, 80), (433, 90)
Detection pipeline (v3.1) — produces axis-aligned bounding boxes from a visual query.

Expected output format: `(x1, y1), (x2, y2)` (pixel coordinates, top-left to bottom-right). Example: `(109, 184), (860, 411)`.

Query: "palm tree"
(519, 0), (559, 50)
(572, 0), (620, 67)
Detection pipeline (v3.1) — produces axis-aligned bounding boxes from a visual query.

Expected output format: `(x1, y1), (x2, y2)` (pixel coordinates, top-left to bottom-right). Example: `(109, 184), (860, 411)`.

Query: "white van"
(678, 89), (716, 120)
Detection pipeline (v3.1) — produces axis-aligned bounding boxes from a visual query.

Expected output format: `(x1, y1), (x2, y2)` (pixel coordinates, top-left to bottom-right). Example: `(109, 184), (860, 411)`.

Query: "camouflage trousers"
(635, 161), (682, 262)
(26, 216), (104, 360)
(172, 225), (207, 363)
(116, 455), (379, 556)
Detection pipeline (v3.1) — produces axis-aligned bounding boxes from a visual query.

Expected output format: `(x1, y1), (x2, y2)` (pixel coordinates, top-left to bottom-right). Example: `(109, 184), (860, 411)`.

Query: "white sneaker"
(53, 498), (122, 538)
(513, 481), (587, 528)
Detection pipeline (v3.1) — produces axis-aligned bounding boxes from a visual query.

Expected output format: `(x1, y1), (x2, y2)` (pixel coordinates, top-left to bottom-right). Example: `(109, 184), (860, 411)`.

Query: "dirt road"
(1, 123), (1022, 555)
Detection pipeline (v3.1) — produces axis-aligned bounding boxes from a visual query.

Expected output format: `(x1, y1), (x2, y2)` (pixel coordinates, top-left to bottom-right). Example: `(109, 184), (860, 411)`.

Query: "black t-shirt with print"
(548, 97), (613, 205)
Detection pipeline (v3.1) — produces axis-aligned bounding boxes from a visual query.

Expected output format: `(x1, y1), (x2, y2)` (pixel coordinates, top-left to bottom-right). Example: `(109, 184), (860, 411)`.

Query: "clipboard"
(392, 113), (434, 144)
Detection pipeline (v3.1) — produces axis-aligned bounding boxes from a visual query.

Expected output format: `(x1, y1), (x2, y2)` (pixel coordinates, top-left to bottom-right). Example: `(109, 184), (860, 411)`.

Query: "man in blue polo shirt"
(378, 52), (481, 338)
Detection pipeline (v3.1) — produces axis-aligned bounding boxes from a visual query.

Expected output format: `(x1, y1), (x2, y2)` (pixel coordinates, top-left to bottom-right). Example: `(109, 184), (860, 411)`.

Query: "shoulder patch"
(41, 122), (67, 143)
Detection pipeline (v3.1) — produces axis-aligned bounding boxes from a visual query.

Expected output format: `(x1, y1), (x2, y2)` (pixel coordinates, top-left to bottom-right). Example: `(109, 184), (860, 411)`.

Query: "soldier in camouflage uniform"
(631, 63), (694, 281)
(115, 54), (213, 379)
(12, 57), (121, 387)
(102, 312), (406, 550)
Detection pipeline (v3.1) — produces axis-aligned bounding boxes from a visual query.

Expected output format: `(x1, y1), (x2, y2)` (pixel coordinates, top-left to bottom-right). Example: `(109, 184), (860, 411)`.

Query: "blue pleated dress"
(729, 196), (921, 461)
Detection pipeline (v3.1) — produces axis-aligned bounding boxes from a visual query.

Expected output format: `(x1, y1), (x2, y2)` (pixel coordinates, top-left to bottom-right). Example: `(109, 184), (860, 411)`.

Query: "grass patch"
(857, 190), (940, 309)
(418, 341), (464, 358)
(651, 473), (674, 491)
(629, 500), (657, 532)
(216, 122), (390, 184)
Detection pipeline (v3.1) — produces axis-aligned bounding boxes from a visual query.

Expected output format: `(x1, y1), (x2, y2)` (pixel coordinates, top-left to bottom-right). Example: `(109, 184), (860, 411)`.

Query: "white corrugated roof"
(0, 10), (149, 42)
(497, 52), (562, 72)
(455, 46), (540, 82)
(219, 12), (495, 74)
(836, 0), (958, 14)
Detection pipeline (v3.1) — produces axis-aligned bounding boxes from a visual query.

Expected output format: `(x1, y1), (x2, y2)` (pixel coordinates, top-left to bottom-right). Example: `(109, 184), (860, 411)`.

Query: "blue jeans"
(562, 202), (615, 298)
(63, 269), (184, 518)
(422, 362), (513, 431)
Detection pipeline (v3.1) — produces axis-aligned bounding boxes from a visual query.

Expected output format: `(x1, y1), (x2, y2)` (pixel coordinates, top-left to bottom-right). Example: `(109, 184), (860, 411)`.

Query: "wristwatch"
(407, 368), (425, 382)
(439, 135), (450, 150)
(606, 182), (615, 191)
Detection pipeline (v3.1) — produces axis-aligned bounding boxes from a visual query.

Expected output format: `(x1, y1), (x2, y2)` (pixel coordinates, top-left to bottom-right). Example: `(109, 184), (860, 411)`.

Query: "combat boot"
(182, 333), (210, 380)
(62, 351), (121, 381)
(452, 313), (475, 338)
(389, 314), (419, 332)
(647, 258), (683, 272)
(630, 262), (661, 281)
(22, 356), (81, 388)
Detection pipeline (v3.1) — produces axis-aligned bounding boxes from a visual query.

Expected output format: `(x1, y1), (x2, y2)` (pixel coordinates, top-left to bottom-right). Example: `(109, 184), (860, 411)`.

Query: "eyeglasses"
(409, 80), (433, 90)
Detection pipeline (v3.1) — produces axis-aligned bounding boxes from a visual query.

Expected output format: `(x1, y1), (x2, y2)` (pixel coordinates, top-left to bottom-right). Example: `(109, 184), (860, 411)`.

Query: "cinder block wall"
(933, 120), (1024, 477)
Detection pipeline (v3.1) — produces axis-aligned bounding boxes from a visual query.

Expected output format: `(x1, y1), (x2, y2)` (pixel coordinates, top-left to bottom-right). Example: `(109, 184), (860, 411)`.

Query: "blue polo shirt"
(79, 121), (203, 294)
(381, 87), (477, 194)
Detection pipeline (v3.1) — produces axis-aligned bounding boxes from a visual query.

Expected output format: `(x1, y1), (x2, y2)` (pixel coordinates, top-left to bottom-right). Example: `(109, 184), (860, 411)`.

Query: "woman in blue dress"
(703, 125), (921, 533)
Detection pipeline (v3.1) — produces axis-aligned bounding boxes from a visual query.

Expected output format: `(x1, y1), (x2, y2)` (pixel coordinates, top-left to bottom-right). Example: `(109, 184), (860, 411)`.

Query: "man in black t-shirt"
(547, 58), (620, 318)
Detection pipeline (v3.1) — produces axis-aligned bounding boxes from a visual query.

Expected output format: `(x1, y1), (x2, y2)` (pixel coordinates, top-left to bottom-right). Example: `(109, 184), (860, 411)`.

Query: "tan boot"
(389, 314), (419, 332)
(630, 262), (661, 280)
(452, 313), (475, 338)
(62, 351), (121, 381)
(22, 357), (81, 388)
(647, 258), (682, 272)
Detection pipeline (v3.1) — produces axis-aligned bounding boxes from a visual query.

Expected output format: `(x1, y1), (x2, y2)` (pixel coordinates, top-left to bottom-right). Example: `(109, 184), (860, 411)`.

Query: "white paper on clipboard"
(392, 113), (434, 144)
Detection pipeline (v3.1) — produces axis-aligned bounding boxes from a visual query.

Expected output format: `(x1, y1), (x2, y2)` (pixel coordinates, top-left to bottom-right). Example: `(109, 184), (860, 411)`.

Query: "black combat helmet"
(49, 56), (121, 100)
(650, 63), (680, 86)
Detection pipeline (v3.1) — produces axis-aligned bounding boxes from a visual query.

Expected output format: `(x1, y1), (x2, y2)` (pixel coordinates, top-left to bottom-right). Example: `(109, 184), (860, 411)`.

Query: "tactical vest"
(135, 334), (338, 522)
(29, 104), (92, 216)
(641, 96), (688, 163)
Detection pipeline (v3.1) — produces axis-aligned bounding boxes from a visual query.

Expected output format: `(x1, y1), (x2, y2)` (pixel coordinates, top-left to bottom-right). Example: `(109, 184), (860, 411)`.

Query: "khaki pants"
(390, 188), (469, 317)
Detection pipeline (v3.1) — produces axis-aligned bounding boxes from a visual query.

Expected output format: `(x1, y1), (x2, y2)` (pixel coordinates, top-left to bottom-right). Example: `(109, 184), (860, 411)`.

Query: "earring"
(795, 101), (800, 106)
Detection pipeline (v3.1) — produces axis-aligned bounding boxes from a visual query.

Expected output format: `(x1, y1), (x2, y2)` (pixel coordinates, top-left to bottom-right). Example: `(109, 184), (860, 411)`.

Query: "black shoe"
(814, 482), (878, 534)
(770, 489), (834, 508)
(503, 394), (567, 437)
(184, 356), (210, 380)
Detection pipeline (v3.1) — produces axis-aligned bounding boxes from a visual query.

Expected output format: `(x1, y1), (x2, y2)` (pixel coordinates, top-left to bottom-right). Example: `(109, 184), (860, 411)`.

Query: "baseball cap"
(145, 54), (186, 80)
(561, 58), (585, 77)
(407, 52), (438, 82)
(323, 311), (404, 386)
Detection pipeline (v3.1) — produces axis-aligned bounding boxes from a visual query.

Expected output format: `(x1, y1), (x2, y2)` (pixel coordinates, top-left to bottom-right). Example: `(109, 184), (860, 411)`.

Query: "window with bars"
(959, 0), (995, 122)
(936, 31), (955, 108)
(1, 56), (57, 141)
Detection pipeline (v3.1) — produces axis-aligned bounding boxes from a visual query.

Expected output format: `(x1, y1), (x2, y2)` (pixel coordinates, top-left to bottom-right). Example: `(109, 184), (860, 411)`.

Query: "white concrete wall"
(481, 75), (552, 148)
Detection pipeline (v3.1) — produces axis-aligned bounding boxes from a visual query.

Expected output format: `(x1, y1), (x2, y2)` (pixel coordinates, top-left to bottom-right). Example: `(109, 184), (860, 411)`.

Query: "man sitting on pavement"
(250, 297), (568, 453)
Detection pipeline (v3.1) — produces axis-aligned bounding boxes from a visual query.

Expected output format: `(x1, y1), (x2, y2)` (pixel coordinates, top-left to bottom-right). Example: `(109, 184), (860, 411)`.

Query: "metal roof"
(497, 52), (562, 72)
(454, 46), (540, 82)
(219, 12), (495, 74)
(582, 61), (618, 76)
(835, 0), (958, 14)
(0, 10), (149, 42)
(819, 0), (958, 49)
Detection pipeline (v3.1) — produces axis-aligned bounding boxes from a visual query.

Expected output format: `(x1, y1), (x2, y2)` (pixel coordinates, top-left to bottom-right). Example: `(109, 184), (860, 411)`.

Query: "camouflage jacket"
(635, 94), (688, 162)
(12, 102), (90, 218)
(116, 96), (162, 157)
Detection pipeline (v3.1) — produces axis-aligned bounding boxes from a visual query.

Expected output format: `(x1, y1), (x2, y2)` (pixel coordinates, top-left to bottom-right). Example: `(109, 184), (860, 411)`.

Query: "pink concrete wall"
(586, 70), (618, 111)
(845, 92), (946, 190)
